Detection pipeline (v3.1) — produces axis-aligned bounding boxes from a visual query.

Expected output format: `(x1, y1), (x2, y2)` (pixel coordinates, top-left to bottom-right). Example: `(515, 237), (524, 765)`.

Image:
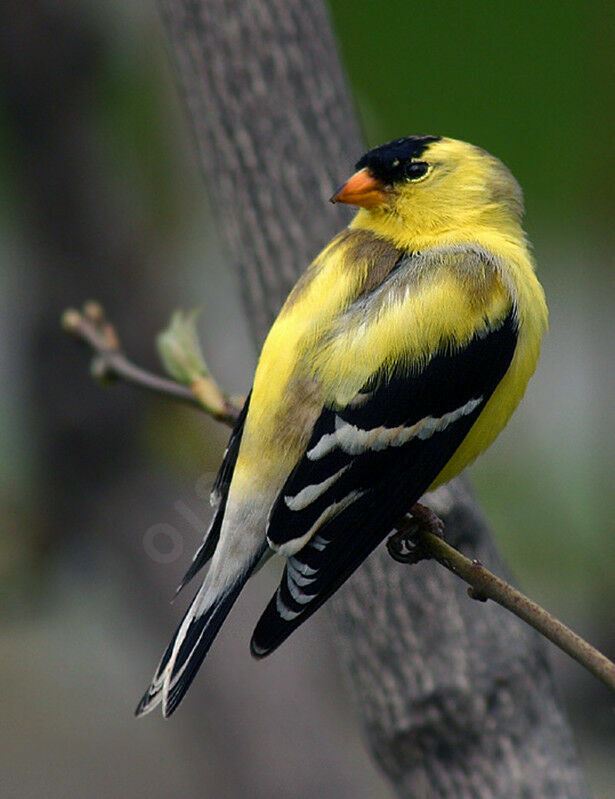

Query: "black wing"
(175, 391), (252, 595)
(251, 312), (518, 657)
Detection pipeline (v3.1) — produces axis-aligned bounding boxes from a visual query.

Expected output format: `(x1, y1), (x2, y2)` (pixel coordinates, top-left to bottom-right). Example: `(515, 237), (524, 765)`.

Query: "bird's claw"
(386, 503), (446, 564)
(387, 522), (430, 564)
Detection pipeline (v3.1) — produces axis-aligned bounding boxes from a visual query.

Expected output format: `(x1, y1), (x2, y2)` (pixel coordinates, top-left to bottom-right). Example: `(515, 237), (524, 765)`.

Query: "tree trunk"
(156, 1), (589, 795)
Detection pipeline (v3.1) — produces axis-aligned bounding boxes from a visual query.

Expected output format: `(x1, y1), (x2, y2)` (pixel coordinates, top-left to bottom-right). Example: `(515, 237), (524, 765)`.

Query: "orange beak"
(330, 167), (386, 209)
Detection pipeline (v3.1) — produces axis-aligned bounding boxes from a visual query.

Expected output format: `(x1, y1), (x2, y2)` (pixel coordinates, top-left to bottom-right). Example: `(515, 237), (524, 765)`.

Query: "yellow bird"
(137, 135), (548, 717)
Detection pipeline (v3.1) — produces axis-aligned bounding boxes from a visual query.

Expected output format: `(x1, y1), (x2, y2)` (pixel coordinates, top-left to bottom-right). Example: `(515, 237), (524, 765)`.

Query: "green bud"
(156, 309), (209, 385)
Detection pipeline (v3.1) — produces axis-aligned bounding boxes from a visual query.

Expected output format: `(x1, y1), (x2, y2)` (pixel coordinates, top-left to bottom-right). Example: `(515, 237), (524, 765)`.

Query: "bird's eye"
(404, 161), (429, 180)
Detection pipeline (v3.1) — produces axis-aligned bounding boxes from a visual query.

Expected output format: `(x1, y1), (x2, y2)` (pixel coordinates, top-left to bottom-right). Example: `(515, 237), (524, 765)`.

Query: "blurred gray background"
(1, 0), (613, 797)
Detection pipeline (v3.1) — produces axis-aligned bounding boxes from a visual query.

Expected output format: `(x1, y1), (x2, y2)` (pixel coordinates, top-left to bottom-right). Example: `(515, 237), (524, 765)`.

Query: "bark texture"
(157, 1), (589, 796)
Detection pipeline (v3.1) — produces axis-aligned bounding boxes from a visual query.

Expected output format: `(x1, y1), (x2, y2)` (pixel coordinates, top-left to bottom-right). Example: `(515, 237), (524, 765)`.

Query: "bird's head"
(331, 136), (524, 246)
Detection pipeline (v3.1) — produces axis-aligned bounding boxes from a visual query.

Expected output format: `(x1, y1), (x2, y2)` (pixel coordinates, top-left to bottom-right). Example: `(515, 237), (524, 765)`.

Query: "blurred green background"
(1, 1), (613, 797)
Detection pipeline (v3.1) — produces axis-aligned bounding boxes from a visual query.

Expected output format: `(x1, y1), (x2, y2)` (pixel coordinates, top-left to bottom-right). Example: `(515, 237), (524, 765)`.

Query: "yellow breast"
(431, 238), (547, 487)
(232, 226), (547, 500)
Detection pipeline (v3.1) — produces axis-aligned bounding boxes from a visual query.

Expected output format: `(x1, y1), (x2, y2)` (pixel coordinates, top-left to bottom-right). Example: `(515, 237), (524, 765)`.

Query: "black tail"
(137, 542), (266, 717)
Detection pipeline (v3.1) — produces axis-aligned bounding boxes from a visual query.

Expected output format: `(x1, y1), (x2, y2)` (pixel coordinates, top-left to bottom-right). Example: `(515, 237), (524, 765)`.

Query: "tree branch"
(389, 518), (615, 694)
(61, 302), (241, 424)
(62, 305), (615, 698)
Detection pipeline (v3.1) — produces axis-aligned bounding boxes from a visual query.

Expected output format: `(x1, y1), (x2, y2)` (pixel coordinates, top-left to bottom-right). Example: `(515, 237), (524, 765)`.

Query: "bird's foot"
(386, 502), (445, 564)
(409, 501), (445, 536)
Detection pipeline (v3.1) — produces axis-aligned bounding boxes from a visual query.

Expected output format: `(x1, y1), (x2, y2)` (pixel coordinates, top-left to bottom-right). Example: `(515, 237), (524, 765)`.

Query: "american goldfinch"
(137, 135), (548, 717)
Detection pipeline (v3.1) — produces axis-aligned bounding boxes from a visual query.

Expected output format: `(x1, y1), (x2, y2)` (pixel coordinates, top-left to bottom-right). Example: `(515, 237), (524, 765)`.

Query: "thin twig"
(61, 302), (241, 424)
(62, 303), (615, 695)
(389, 519), (615, 693)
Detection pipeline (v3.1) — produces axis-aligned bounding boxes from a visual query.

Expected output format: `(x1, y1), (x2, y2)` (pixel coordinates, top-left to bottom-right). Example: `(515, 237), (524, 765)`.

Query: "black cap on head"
(356, 136), (441, 184)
